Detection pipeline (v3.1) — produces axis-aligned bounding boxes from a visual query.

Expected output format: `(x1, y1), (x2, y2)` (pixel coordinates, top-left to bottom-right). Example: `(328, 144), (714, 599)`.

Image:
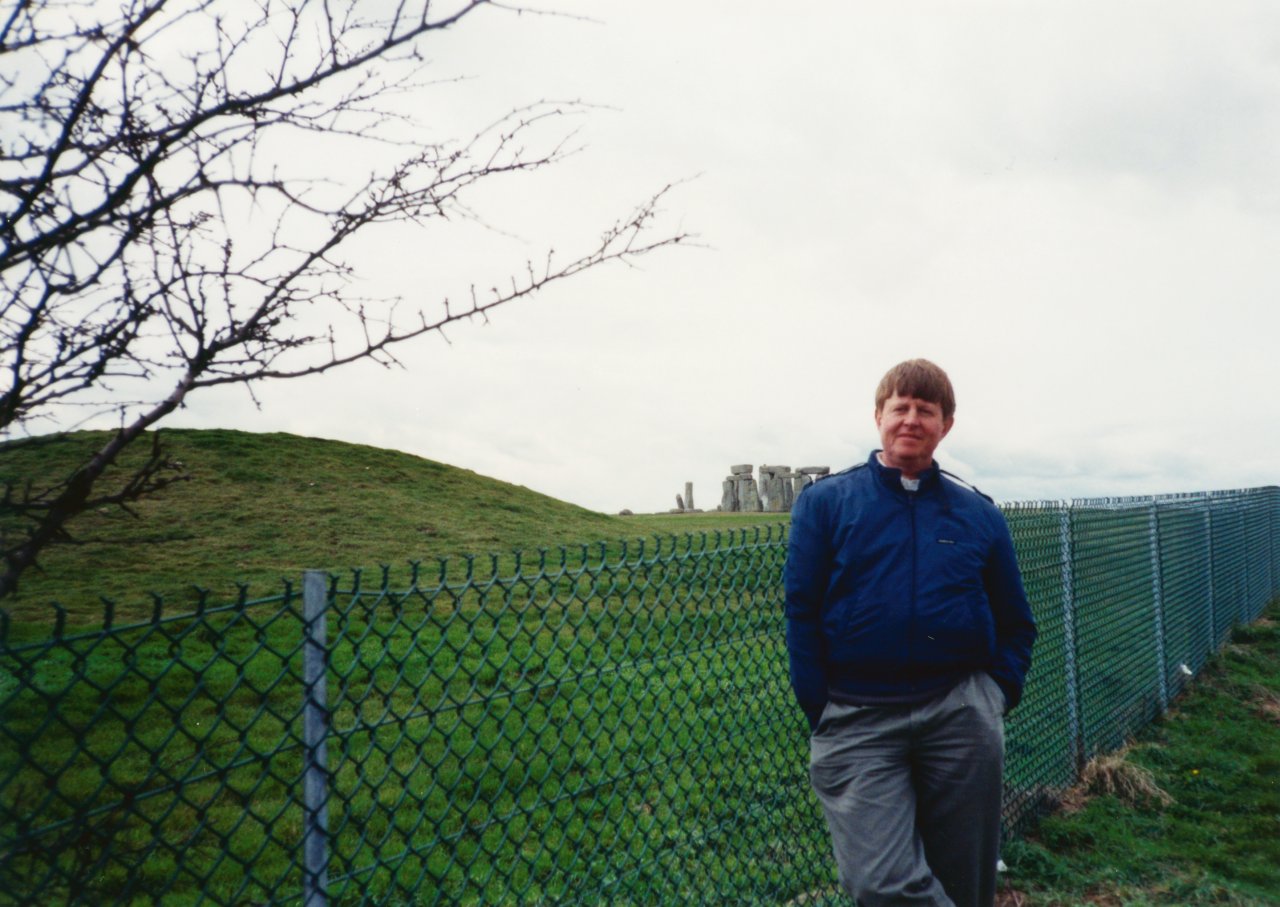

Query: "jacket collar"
(868, 450), (943, 494)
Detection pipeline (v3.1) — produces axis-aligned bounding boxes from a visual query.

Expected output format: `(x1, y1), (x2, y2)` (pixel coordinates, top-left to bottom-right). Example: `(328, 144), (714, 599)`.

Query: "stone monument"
(717, 464), (829, 512)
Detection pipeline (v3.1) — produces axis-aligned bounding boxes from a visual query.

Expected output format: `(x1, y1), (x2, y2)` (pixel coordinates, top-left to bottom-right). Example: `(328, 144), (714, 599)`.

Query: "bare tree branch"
(0, 0), (692, 597)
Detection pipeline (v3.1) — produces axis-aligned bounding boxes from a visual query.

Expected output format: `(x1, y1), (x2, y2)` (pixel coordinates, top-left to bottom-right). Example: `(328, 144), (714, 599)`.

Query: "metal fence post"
(1264, 488), (1274, 601)
(1240, 503), (1252, 623)
(1267, 488), (1277, 603)
(1148, 502), (1168, 712)
(303, 570), (330, 907)
(1058, 504), (1083, 770)
(1205, 499), (1216, 651)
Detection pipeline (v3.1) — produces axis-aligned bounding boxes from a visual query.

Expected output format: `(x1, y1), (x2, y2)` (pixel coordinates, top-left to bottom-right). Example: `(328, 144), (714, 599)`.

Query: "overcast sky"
(163, 1), (1280, 513)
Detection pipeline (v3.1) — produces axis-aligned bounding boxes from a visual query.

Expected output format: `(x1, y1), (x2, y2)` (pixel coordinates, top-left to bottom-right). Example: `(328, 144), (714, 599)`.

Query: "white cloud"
(68, 1), (1280, 513)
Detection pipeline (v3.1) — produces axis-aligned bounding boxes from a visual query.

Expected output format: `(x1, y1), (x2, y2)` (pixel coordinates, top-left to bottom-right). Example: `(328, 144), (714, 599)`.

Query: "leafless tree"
(0, 0), (689, 597)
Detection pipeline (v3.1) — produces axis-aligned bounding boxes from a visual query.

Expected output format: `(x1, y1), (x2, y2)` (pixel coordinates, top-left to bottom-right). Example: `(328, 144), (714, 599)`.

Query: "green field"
(2, 431), (820, 904)
(0, 429), (777, 622)
(2, 430), (1276, 905)
(1, 527), (829, 904)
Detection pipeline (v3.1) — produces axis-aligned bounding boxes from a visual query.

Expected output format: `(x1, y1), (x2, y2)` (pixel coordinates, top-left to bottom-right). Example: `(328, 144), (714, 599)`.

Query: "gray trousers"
(809, 672), (1005, 907)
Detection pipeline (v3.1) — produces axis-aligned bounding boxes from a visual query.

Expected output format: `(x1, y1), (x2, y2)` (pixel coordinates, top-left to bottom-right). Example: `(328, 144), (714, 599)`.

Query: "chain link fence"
(2, 487), (1277, 905)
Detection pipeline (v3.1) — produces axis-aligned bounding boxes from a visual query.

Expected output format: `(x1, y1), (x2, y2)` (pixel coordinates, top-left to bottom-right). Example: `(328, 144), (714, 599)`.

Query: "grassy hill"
(1, 429), (781, 621)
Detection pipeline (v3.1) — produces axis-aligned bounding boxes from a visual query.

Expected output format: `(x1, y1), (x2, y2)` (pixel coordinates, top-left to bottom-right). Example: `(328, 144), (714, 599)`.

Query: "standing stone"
(675, 494), (685, 512)
(771, 473), (786, 511)
(760, 465), (791, 512)
(685, 482), (694, 512)
(721, 478), (739, 512)
(781, 471), (800, 510)
(739, 476), (762, 512)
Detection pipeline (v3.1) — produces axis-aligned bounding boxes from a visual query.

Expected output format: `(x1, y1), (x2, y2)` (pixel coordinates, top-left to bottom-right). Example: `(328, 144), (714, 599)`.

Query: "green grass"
(0, 433), (810, 904)
(1000, 603), (1280, 906)
(0, 429), (782, 622)
(4, 430), (1277, 905)
(0, 531), (823, 905)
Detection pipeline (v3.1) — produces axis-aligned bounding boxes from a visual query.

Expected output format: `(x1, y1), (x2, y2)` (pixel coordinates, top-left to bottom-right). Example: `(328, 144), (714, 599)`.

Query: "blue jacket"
(784, 452), (1037, 730)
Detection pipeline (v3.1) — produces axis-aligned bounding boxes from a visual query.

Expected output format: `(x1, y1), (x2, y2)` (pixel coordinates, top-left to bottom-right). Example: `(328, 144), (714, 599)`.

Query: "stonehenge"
(667, 465), (830, 514)
(718, 464), (830, 513)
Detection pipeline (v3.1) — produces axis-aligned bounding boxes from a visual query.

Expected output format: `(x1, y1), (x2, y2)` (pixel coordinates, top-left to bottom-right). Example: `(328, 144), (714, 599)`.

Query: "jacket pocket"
(826, 596), (901, 670)
(913, 589), (994, 668)
(930, 537), (988, 591)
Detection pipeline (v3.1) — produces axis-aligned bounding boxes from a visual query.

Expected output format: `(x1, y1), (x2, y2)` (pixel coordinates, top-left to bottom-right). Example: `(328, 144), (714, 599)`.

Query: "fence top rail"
(1000, 499), (1070, 512)
(0, 525), (790, 643)
(2, 487), (1276, 647)
(0, 585), (297, 652)
(1049, 486), (1278, 510)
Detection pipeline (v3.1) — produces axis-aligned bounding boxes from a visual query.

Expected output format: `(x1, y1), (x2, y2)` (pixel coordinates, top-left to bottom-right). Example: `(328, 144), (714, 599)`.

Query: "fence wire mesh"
(1, 488), (1277, 905)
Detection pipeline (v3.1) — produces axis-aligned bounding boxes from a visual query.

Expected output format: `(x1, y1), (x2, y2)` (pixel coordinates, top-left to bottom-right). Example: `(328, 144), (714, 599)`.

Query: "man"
(784, 359), (1036, 907)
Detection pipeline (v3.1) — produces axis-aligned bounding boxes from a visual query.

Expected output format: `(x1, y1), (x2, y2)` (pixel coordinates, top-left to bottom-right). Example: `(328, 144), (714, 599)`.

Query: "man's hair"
(875, 359), (956, 421)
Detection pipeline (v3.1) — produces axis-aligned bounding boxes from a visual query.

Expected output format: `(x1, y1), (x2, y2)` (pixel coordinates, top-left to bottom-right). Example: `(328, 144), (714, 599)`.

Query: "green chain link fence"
(2, 487), (1277, 905)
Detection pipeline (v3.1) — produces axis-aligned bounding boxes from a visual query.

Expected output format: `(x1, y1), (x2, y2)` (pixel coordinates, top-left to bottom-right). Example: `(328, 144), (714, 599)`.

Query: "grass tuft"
(1251, 685), (1280, 725)
(1065, 745), (1174, 813)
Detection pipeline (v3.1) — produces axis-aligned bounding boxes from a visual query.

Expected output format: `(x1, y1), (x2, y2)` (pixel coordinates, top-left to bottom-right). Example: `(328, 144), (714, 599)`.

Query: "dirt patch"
(1223, 643), (1253, 661)
(1057, 782), (1090, 815)
(1251, 684), (1280, 725)
(997, 886), (1130, 906)
(782, 885), (842, 906)
(1080, 885), (1127, 906)
(995, 887), (1030, 906)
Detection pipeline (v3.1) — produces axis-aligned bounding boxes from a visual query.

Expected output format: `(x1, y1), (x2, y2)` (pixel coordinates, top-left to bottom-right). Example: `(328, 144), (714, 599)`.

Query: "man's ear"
(941, 417), (955, 439)
(874, 408), (882, 429)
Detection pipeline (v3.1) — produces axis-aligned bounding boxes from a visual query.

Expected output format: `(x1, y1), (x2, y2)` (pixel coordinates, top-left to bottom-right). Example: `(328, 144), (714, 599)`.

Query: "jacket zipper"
(908, 492), (917, 691)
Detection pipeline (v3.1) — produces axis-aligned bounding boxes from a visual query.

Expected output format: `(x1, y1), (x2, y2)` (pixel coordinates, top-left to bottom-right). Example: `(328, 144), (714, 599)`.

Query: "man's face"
(875, 392), (953, 477)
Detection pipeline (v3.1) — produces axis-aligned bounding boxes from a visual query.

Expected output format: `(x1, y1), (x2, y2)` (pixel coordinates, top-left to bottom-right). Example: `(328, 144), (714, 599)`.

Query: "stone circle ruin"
(719, 464), (830, 512)
(665, 466), (831, 514)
